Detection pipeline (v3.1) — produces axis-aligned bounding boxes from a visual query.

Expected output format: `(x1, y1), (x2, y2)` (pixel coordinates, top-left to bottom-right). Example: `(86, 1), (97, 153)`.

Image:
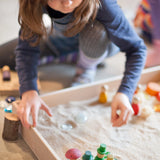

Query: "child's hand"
(111, 92), (133, 127)
(17, 90), (52, 128)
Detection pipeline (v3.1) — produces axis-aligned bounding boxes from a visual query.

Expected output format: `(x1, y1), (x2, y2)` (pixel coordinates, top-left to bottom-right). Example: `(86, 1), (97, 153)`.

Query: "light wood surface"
(0, 70), (41, 96)
(0, 70), (19, 96)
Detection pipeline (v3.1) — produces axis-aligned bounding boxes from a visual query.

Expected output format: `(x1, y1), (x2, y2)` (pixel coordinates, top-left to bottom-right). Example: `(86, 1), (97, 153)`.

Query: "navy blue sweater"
(15, 0), (146, 102)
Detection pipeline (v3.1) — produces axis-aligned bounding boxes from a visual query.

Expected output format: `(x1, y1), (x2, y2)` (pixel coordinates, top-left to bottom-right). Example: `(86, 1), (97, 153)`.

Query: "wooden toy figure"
(132, 95), (141, 115)
(146, 82), (160, 96)
(140, 105), (153, 119)
(65, 148), (82, 160)
(2, 65), (11, 81)
(99, 85), (108, 103)
(134, 84), (142, 94)
(82, 151), (94, 160)
(94, 144), (109, 160)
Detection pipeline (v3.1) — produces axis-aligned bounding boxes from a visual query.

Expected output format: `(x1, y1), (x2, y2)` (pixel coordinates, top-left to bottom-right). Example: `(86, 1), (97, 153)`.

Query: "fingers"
(112, 110), (128, 127)
(111, 105), (119, 123)
(16, 91), (52, 128)
(124, 110), (133, 123)
(17, 103), (38, 128)
(31, 105), (38, 127)
(17, 103), (31, 129)
(16, 104), (24, 126)
(23, 105), (31, 128)
(112, 109), (133, 127)
(40, 100), (52, 117)
(111, 92), (134, 127)
(17, 100), (52, 129)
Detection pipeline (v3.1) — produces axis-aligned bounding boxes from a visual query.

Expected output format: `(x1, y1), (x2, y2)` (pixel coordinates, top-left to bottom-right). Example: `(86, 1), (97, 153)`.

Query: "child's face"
(48, 0), (83, 14)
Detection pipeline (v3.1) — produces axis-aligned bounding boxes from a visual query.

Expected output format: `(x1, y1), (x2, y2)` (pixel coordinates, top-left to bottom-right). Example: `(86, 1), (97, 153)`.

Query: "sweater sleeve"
(15, 30), (40, 96)
(96, 0), (147, 102)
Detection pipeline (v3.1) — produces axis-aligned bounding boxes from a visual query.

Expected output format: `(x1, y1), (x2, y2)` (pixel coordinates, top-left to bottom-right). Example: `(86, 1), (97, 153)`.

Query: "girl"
(13, 0), (146, 128)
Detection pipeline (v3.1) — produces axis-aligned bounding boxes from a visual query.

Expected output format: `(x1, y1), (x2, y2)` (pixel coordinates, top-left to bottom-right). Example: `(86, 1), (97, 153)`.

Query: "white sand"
(36, 89), (160, 160)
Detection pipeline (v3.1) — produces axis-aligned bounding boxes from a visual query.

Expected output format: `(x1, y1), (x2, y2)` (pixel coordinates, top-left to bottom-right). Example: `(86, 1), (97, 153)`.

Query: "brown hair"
(18, 0), (100, 46)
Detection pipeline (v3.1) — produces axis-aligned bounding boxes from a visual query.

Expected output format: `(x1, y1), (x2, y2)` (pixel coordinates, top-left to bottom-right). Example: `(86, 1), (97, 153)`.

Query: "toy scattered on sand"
(65, 148), (82, 160)
(65, 144), (117, 160)
(82, 151), (94, 160)
(132, 95), (141, 116)
(99, 85), (108, 103)
(146, 82), (160, 96)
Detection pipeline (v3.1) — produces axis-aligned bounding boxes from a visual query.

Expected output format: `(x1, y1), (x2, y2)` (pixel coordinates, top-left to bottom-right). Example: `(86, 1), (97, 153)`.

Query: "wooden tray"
(12, 66), (160, 160)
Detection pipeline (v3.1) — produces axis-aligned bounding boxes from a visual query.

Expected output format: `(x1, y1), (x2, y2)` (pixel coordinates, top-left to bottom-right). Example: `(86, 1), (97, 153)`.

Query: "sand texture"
(36, 90), (160, 160)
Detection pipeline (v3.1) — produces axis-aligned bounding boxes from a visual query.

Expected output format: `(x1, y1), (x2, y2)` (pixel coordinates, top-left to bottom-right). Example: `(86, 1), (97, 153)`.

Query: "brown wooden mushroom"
(65, 148), (82, 160)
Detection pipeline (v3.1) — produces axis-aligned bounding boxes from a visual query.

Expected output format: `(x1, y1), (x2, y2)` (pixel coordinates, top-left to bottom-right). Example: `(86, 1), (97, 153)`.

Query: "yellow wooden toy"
(99, 85), (108, 103)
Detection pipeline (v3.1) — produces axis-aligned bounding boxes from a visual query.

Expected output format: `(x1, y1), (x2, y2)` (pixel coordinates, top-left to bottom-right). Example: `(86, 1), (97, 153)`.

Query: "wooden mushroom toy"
(65, 148), (82, 160)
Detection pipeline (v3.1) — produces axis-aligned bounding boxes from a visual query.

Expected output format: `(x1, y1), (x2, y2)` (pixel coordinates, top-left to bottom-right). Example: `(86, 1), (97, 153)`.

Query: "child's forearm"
(118, 41), (146, 102)
(97, 0), (147, 102)
(15, 30), (40, 96)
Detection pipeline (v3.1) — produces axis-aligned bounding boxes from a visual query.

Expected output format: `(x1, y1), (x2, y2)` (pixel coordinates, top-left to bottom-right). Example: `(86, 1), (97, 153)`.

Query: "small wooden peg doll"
(99, 85), (109, 103)
(132, 95), (141, 115)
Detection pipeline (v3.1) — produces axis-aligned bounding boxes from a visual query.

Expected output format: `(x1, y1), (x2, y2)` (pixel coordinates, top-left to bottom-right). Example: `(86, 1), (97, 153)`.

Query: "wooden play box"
(13, 66), (160, 160)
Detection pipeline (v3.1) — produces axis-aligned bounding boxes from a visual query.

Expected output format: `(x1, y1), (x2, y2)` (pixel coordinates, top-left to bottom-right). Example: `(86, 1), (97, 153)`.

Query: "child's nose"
(62, 0), (73, 7)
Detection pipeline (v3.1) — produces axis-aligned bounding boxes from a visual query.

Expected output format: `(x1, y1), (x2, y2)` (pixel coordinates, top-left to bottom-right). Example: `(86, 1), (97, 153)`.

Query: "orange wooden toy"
(146, 82), (160, 96)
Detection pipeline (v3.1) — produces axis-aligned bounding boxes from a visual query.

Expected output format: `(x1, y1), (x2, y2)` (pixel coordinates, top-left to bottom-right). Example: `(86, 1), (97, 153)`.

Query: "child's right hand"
(17, 90), (52, 128)
(111, 92), (133, 127)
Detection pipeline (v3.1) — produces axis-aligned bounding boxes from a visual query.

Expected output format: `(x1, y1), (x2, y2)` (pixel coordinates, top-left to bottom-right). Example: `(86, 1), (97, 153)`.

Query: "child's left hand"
(111, 92), (134, 127)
